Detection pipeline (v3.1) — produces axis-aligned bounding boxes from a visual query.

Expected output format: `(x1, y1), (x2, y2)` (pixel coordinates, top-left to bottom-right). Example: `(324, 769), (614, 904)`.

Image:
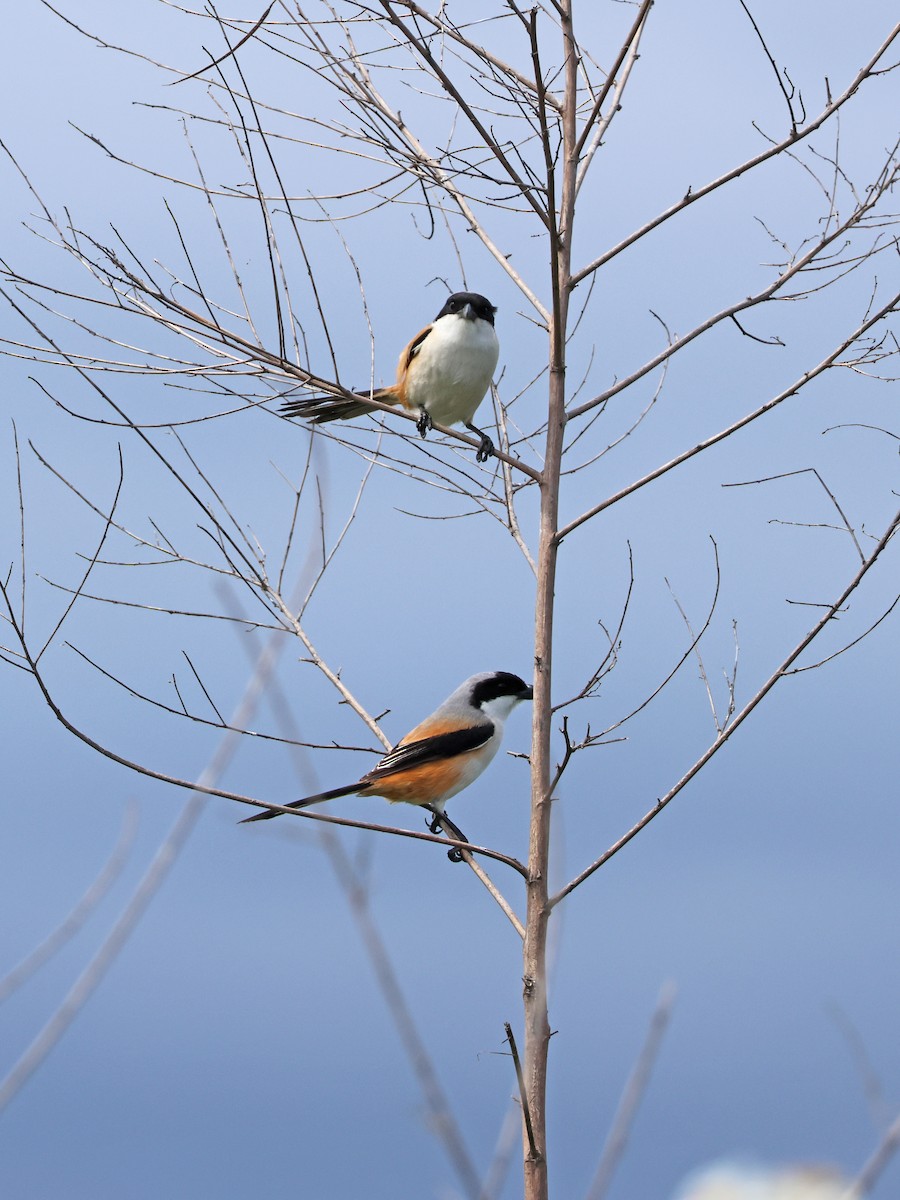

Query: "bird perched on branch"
(279, 292), (500, 462)
(240, 671), (532, 829)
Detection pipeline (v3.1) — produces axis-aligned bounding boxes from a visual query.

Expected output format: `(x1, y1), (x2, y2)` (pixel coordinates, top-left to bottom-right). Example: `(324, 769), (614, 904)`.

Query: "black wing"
(362, 724), (493, 784)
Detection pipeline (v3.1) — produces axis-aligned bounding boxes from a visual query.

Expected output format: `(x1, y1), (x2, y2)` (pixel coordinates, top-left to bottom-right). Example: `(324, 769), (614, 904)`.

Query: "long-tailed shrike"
(240, 671), (532, 827)
(279, 292), (500, 462)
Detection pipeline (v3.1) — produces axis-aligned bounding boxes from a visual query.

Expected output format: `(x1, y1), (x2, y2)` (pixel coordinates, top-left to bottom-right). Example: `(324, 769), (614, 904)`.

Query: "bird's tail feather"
(280, 388), (397, 425)
(239, 782), (362, 824)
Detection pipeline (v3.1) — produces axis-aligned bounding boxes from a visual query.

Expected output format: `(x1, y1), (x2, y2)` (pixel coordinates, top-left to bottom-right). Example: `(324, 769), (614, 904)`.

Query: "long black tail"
(239, 782), (362, 824)
(280, 388), (396, 425)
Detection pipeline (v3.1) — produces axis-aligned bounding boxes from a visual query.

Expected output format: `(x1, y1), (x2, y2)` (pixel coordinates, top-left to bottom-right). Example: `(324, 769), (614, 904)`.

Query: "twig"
(505, 1022), (538, 1160)
(573, 0), (654, 195)
(722, 467), (866, 564)
(429, 808), (526, 939)
(34, 445), (125, 665)
(737, 0), (804, 133)
(172, 2), (276, 86)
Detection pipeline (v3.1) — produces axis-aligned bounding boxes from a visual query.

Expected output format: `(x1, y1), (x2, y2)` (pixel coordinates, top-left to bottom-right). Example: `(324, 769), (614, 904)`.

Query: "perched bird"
(280, 292), (500, 462)
(240, 671), (532, 826)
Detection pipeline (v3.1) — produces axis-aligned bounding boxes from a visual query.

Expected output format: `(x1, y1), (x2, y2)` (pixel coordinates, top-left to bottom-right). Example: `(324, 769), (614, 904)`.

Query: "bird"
(279, 292), (500, 462)
(240, 671), (532, 833)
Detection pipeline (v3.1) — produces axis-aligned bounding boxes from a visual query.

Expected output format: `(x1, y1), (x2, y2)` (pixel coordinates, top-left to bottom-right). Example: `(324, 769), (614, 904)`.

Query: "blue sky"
(2, 3), (899, 1198)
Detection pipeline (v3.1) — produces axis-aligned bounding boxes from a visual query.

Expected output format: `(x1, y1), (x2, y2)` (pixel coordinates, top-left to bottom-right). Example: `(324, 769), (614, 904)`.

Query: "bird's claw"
(475, 434), (494, 463)
(426, 808), (466, 863)
(464, 422), (494, 462)
(416, 410), (433, 440)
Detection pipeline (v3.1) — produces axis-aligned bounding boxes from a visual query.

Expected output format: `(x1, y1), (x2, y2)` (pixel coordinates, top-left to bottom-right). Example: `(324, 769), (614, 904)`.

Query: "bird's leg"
(416, 408), (433, 439)
(425, 805), (443, 835)
(465, 422), (495, 463)
(425, 806), (467, 864)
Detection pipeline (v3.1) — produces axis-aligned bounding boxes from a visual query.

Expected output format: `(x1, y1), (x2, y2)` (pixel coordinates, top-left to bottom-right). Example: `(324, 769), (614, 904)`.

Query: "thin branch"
(573, 0), (653, 192)
(242, 795), (529, 878)
(386, 1), (561, 109)
(723, 466), (865, 563)
(505, 1022), (538, 1160)
(429, 808), (526, 938)
(667, 581), (731, 737)
(377, 0), (552, 230)
(737, 0), (804, 134)
(34, 445), (126, 665)
(172, 2), (276, 86)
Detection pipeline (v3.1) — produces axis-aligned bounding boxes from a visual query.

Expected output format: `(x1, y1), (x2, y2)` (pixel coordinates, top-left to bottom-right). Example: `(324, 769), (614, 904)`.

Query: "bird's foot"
(425, 808), (465, 863)
(465, 422), (495, 463)
(416, 409), (433, 440)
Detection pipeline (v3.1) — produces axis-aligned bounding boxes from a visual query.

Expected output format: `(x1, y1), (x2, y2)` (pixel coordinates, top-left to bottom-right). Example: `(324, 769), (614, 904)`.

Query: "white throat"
(479, 693), (525, 727)
(406, 313), (499, 426)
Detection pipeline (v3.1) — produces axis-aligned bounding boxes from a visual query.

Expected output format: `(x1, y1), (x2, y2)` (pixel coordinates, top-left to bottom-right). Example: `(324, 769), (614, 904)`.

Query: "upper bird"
(279, 292), (500, 462)
(240, 670), (532, 826)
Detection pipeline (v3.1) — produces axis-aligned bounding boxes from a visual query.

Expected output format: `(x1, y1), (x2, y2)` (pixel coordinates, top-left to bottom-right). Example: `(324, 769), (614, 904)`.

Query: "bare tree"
(3, 4), (900, 1198)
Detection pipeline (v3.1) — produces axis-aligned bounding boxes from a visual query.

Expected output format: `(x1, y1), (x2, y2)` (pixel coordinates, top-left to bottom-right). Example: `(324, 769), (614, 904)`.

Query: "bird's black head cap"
(435, 292), (497, 326)
(470, 671), (533, 707)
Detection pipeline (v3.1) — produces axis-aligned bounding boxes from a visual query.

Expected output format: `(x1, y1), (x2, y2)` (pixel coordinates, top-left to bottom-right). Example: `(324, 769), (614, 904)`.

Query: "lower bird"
(279, 292), (500, 462)
(240, 671), (532, 828)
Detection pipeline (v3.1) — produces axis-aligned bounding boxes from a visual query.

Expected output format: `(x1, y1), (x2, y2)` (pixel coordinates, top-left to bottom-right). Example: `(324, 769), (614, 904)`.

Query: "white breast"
(406, 313), (499, 426)
(431, 732), (502, 811)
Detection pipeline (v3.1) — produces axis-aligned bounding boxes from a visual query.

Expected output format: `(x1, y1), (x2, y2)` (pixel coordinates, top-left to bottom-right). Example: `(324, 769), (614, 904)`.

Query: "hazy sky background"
(1, 3), (899, 1198)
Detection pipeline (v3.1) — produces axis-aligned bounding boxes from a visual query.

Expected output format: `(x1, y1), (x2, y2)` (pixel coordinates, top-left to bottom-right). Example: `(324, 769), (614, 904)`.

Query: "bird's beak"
(461, 302), (476, 321)
(521, 684), (534, 701)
